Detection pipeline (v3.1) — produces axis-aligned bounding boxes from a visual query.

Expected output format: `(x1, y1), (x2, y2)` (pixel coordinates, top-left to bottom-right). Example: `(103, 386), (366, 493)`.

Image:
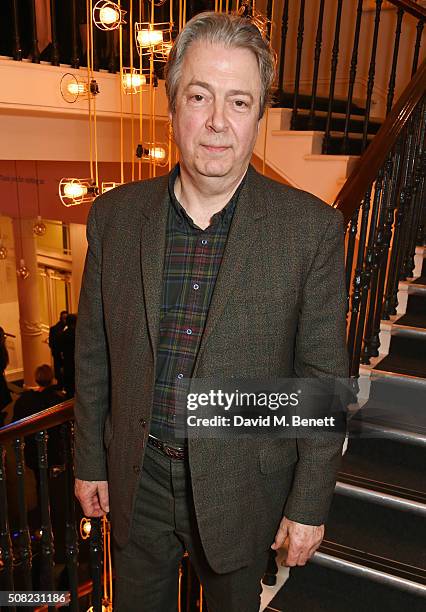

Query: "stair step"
(268, 550), (426, 612)
(293, 111), (382, 135)
(335, 479), (426, 515)
(342, 436), (426, 491)
(272, 91), (367, 116)
(374, 335), (426, 378)
(325, 495), (425, 576)
(325, 134), (374, 155)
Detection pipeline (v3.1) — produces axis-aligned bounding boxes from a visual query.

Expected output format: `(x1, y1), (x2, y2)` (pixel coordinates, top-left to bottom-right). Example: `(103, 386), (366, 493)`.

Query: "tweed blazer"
(74, 164), (349, 574)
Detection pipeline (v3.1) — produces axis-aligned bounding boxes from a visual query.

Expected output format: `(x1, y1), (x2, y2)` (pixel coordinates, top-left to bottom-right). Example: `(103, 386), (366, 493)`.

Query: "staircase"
(265, 251), (426, 612)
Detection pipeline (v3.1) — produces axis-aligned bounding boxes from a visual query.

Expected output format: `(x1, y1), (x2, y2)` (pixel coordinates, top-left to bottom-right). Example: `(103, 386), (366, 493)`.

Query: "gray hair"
(164, 11), (276, 119)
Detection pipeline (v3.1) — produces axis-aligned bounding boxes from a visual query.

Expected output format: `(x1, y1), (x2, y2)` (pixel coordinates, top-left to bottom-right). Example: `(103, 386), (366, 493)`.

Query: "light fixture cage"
(60, 74), (99, 103)
(101, 182), (123, 193)
(237, 2), (270, 39)
(59, 178), (99, 207)
(137, 142), (169, 167)
(93, 0), (126, 31)
(154, 39), (174, 62)
(135, 22), (172, 56)
(121, 68), (152, 94)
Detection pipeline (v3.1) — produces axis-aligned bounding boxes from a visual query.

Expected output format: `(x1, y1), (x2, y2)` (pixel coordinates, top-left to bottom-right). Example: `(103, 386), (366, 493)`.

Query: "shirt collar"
(167, 163), (247, 231)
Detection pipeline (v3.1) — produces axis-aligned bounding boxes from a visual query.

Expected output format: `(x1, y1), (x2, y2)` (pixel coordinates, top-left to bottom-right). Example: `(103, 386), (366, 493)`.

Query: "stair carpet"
(266, 250), (426, 611)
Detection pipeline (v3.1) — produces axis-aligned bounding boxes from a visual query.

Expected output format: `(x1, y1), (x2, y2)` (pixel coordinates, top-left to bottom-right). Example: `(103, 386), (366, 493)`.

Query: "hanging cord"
(86, 0), (94, 182)
(129, 0), (135, 182)
(14, 160), (25, 264)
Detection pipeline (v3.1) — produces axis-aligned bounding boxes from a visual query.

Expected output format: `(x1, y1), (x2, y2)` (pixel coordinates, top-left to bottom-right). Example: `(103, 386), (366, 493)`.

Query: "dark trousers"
(113, 443), (270, 612)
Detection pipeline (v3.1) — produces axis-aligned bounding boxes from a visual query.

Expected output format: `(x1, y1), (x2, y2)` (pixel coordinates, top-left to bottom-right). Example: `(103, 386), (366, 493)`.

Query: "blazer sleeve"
(74, 203), (110, 481)
(284, 208), (349, 525)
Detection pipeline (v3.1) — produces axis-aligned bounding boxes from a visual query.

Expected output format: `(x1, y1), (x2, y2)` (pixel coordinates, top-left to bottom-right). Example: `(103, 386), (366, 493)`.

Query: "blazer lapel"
(140, 175), (169, 359)
(192, 165), (267, 374)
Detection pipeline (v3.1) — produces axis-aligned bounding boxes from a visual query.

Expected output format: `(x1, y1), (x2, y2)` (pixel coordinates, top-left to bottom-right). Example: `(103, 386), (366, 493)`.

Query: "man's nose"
(206, 100), (228, 132)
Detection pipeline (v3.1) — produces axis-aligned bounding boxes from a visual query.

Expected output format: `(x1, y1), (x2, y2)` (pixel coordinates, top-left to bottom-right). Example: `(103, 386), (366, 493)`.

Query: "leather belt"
(147, 434), (187, 460)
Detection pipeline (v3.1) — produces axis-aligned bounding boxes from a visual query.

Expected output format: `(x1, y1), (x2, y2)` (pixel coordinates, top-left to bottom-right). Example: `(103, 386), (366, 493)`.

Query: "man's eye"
(234, 100), (248, 108)
(191, 94), (204, 102)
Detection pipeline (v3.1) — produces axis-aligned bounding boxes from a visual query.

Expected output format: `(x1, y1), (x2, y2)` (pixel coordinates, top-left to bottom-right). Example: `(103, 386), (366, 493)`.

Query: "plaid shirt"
(150, 164), (246, 443)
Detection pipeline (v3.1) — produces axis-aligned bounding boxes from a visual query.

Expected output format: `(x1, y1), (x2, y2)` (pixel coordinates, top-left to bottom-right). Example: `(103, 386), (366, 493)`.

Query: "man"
(12, 364), (64, 474)
(60, 313), (77, 399)
(48, 310), (68, 389)
(74, 11), (348, 612)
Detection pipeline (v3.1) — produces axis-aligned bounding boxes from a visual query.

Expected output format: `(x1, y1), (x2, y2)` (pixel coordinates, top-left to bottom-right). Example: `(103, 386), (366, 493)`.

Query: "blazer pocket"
(259, 442), (298, 474)
(103, 414), (114, 448)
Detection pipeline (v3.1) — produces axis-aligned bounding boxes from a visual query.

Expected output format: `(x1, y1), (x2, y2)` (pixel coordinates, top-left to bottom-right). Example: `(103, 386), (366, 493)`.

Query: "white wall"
(69, 223), (88, 312)
(0, 216), (22, 379)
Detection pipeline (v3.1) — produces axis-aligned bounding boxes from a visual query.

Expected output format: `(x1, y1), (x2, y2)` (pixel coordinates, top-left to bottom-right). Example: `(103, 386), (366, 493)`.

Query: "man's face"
(170, 41), (262, 182)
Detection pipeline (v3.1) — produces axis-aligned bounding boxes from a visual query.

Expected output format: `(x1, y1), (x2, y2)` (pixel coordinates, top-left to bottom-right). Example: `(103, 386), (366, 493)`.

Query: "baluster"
(61, 422), (79, 611)
(383, 118), (417, 318)
(290, 0), (306, 130)
(386, 8), (404, 116)
(0, 444), (15, 606)
(108, 30), (118, 73)
(36, 430), (55, 591)
(89, 517), (103, 612)
(307, 0), (325, 130)
(13, 438), (33, 592)
(322, 0), (343, 154)
(347, 187), (372, 376)
(11, 0), (22, 60)
(373, 138), (403, 323)
(49, 0), (60, 65)
(277, 0), (289, 95)
(30, 0), (40, 63)
(266, 0), (273, 40)
(93, 25), (100, 72)
(362, 0), (383, 153)
(367, 150), (399, 355)
(360, 166), (386, 364)
(341, 0), (364, 154)
(411, 19), (424, 77)
(345, 210), (359, 299)
(70, 0), (80, 68)
(401, 102), (426, 278)
(415, 102), (426, 248)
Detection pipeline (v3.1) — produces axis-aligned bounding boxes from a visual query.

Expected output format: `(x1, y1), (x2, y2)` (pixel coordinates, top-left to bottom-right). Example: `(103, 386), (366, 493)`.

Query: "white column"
(12, 218), (44, 387)
(69, 223), (88, 312)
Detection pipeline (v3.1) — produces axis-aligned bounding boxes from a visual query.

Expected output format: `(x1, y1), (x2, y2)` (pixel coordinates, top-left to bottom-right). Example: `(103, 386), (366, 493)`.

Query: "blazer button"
(133, 465), (141, 474)
(139, 418), (147, 427)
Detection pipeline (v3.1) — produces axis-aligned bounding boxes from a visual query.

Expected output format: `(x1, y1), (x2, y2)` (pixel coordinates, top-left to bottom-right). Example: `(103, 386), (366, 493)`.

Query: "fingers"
(97, 481), (110, 513)
(75, 479), (109, 517)
(281, 521), (324, 567)
(271, 519), (289, 550)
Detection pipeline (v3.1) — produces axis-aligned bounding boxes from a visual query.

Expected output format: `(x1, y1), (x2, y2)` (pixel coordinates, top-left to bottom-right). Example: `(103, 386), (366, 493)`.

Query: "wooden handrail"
(333, 59), (426, 223)
(0, 400), (74, 444)
(386, 0), (426, 20)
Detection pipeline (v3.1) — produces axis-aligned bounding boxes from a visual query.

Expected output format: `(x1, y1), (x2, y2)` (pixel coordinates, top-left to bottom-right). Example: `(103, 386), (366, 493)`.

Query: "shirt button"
(133, 465), (141, 474)
(193, 283), (199, 290)
(177, 373), (184, 379)
(201, 239), (208, 245)
(186, 328), (192, 335)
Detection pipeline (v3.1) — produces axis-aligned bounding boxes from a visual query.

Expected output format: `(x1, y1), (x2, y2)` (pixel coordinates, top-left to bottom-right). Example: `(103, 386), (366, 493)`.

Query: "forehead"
(179, 41), (261, 92)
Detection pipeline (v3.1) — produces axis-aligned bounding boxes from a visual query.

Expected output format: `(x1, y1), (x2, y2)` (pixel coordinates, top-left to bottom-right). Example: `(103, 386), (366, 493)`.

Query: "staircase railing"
(0, 400), (105, 612)
(275, 0), (425, 154)
(333, 59), (425, 379)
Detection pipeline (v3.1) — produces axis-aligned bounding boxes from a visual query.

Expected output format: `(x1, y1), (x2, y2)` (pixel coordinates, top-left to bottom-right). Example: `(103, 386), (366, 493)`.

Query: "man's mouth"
(201, 144), (230, 153)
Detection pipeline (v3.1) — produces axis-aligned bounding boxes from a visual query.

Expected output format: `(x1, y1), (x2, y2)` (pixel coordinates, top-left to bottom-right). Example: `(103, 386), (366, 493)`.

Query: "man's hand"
(75, 479), (109, 517)
(271, 516), (324, 566)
